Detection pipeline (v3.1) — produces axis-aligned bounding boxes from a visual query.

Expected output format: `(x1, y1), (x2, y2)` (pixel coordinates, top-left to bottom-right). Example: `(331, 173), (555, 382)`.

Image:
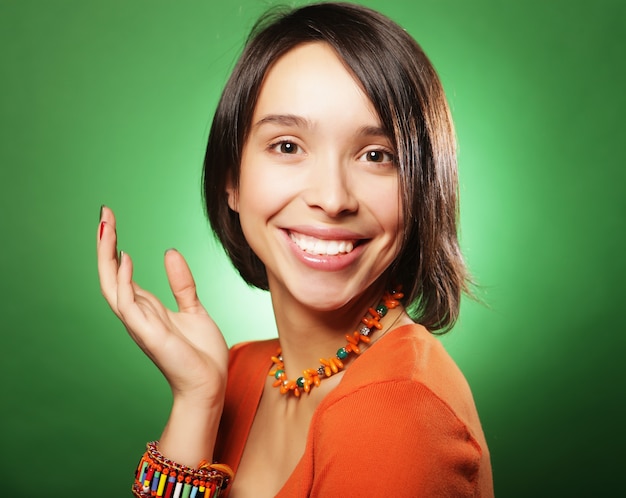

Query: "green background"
(1, 0), (624, 495)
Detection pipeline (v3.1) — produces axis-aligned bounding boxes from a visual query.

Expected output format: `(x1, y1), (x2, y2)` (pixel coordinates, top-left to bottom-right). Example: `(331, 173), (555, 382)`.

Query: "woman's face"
(228, 42), (403, 311)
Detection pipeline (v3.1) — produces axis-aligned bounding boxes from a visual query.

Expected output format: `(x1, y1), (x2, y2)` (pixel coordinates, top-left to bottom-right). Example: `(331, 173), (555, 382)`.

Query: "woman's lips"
(283, 228), (367, 271)
(289, 232), (355, 256)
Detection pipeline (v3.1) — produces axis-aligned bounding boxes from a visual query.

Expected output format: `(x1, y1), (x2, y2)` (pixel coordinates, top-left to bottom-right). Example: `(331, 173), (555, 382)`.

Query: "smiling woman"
(230, 42), (402, 313)
(96, 3), (493, 497)
(205, 5), (467, 334)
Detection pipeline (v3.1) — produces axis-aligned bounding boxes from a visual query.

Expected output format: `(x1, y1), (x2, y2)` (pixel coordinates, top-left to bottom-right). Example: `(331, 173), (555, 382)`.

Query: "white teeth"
(326, 241), (339, 255)
(290, 233), (355, 256)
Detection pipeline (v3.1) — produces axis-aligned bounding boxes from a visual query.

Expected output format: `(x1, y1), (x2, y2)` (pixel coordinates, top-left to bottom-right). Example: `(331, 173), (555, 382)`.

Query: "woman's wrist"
(158, 393), (225, 467)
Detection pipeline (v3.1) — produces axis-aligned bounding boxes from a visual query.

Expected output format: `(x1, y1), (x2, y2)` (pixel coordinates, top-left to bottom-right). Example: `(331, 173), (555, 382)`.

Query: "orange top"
(215, 324), (493, 497)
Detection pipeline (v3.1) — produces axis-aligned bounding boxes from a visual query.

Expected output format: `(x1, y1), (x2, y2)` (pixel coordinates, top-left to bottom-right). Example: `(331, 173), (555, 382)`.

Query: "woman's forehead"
(251, 42), (383, 133)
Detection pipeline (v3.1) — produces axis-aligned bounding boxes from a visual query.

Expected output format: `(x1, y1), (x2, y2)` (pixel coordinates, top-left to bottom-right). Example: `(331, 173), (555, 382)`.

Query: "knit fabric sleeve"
(284, 379), (489, 497)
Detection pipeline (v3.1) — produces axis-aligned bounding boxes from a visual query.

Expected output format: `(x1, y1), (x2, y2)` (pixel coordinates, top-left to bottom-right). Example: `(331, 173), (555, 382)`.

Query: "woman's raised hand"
(96, 206), (229, 404)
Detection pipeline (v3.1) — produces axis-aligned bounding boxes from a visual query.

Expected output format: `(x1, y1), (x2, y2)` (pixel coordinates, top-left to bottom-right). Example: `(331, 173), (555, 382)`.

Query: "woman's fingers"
(116, 252), (153, 327)
(97, 206), (121, 311)
(164, 249), (204, 314)
(115, 252), (157, 341)
(115, 250), (135, 313)
(95, 210), (228, 396)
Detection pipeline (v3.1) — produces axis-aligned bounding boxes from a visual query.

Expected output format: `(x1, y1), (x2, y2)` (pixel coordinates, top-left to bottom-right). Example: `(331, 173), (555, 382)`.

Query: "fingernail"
(99, 204), (105, 221)
(119, 250), (124, 264)
(165, 248), (177, 255)
(99, 221), (106, 240)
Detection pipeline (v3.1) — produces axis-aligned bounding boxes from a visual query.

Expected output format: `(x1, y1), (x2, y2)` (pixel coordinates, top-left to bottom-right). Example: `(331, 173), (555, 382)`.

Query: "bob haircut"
(203, 2), (468, 333)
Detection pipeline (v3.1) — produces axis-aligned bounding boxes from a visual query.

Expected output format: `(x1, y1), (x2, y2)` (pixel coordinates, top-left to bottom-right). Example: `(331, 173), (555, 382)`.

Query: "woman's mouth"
(289, 232), (356, 256)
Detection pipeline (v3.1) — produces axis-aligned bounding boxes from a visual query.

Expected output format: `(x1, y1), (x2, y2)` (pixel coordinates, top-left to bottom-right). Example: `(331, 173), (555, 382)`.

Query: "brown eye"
(360, 149), (394, 164)
(279, 142), (298, 154)
(268, 140), (304, 158)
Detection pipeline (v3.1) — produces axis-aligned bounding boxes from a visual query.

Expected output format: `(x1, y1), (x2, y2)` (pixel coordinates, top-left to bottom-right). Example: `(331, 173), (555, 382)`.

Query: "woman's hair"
(203, 2), (468, 333)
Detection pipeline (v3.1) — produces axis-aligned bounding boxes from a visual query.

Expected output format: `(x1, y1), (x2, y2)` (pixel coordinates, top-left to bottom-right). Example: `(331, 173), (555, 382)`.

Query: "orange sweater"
(215, 324), (493, 497)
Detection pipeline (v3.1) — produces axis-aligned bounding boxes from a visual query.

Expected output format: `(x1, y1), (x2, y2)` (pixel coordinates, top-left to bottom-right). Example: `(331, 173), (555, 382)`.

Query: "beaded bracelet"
(132, 441), (233, 498)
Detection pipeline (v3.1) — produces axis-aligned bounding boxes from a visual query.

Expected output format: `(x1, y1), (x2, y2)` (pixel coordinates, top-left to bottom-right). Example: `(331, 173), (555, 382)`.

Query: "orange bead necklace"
(269, 288), (404, 397)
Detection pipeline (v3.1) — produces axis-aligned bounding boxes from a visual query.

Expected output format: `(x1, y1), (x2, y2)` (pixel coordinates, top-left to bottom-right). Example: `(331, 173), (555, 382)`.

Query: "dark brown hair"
(203, 2), (468, 333)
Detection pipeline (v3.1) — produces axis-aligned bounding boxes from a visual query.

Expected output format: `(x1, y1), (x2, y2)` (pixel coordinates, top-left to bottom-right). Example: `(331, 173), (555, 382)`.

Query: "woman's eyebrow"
(253, 115), (390, 141)
(356, 125), (390, 139)
(253, 114), (312, 129)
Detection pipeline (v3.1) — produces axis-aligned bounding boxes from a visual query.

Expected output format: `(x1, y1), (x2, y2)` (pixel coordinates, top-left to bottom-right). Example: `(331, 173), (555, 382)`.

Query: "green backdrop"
(1, 0), (624, 495)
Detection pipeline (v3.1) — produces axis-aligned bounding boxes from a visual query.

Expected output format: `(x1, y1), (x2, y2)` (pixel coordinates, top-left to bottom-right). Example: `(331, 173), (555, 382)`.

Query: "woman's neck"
(268, 283), (389, 379)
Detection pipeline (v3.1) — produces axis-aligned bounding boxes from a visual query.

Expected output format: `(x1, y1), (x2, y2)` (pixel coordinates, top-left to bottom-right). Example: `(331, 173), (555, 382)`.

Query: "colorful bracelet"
(132, 441), (233, 498)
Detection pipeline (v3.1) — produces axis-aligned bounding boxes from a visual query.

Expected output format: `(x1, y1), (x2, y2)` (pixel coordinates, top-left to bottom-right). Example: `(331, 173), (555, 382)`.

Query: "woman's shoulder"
(341, 323), (469, 393)
(305, 324), (493, 495)
(327, 323), (486, 443)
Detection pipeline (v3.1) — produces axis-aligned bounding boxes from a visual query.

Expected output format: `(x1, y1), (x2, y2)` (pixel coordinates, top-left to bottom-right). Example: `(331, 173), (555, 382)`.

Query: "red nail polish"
(99, 221), (106, 240)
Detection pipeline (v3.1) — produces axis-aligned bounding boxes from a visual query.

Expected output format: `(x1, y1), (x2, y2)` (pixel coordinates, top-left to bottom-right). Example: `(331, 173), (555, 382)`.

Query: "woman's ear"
(225, 175), (239, 212)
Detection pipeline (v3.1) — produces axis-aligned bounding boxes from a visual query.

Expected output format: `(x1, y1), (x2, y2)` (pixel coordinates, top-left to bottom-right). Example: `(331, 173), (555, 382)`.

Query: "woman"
(98, 3), (493, 496)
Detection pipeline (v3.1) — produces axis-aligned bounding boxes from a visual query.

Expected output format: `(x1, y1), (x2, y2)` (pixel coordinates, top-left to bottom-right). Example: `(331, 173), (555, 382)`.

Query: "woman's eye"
(361, 149), (394, 163)
(271, 141), (300, 154)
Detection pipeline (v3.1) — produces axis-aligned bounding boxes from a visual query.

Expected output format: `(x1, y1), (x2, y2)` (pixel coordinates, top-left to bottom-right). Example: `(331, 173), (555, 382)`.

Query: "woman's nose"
(302, 156), (358, 217)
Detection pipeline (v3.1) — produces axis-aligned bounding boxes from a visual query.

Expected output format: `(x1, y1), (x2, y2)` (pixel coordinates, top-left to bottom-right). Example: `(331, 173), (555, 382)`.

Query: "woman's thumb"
(164, 248), (202, 313)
